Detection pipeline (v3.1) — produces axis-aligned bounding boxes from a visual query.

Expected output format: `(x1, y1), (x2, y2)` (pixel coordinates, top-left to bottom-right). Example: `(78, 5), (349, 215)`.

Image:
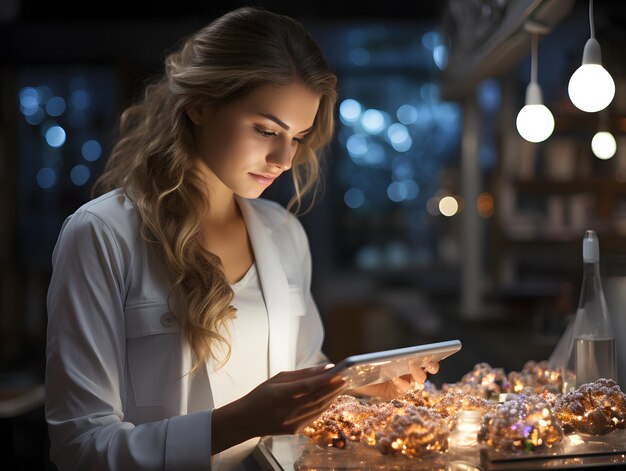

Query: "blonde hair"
(93, 6), (337, 373)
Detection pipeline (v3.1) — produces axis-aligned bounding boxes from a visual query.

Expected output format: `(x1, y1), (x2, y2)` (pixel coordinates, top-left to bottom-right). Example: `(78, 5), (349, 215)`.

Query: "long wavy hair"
(92, 6), (337, 374)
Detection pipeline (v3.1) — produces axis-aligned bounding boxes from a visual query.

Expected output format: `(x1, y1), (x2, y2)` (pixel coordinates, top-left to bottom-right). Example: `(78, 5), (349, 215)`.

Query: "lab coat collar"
(236, 196), (292, 376)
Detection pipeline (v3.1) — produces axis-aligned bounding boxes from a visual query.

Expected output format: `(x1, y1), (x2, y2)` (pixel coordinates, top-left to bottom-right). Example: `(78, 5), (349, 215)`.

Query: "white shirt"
(209, 263), (269, 469)
(45, 189), (328, 470)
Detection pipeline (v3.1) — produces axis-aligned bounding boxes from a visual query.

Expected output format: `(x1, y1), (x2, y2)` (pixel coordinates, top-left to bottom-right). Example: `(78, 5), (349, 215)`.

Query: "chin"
(236, 188), (265, 199)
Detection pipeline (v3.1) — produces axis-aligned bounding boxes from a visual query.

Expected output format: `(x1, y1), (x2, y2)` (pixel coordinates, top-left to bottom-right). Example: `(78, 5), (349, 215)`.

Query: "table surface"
(253, 430), (626, 470)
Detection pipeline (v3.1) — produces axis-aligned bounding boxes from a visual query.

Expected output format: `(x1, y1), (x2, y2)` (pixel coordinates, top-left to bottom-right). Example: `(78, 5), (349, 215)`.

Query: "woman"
(45, 6), (435, 470)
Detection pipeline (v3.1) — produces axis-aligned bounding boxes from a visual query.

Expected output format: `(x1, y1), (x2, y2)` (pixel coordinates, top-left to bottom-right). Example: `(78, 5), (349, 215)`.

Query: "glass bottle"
(572, 230), (617, 387)
(449, 410), (481, 449)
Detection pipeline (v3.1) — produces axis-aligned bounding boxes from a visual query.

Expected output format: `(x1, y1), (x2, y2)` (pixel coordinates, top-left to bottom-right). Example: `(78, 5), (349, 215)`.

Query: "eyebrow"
(258, 113), (314, 134)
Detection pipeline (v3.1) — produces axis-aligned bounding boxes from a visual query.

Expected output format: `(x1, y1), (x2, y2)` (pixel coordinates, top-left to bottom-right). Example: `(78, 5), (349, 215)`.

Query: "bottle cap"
(583, 230), (599, 263)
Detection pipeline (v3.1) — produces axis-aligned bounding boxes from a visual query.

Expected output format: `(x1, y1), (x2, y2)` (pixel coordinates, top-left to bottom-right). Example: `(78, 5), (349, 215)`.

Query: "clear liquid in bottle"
(570, 230), (618, 387)
(575, 336), (617, 386)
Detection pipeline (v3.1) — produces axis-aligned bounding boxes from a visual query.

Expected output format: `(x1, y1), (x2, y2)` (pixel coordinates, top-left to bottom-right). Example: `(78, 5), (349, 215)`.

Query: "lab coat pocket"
(125, 303), (182, 407)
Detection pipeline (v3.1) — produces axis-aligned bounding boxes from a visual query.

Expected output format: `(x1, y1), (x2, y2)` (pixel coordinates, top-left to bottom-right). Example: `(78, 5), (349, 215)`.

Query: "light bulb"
(591, 131), (616, 159)
(516, 104), (555, 143)
(568, 37), (615, 112)
(569, 65), (615, 112)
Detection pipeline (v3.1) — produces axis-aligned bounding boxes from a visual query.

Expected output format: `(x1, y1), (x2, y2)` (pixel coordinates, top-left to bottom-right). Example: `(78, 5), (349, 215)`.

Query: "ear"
(185, 105), (206, 126)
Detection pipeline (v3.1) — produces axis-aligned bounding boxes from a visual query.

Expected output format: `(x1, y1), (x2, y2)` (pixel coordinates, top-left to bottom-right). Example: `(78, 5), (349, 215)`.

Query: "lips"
(249, 172), (279, 185)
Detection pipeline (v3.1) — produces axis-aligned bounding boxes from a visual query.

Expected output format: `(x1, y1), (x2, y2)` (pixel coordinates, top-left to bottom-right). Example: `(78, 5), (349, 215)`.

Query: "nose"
(267, 139), (293, 171)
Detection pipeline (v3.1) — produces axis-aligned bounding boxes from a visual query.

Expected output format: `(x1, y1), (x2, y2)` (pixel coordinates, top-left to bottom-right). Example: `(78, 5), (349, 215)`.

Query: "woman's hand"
(345, 361), (439, 401)
(211, 364), (345, 454)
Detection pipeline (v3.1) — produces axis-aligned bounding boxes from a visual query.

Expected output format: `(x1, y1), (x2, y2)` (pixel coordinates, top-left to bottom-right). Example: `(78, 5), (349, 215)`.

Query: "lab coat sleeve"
(45, 210), (213, 470)
(290, 217), (329, 369)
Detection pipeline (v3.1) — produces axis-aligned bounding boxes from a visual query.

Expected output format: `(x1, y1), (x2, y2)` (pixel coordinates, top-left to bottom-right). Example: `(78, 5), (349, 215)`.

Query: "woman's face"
(188, 82), (321, 199)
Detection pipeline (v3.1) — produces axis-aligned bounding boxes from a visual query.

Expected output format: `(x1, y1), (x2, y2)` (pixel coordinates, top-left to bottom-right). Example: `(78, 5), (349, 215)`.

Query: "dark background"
(2, 0), (626, 468)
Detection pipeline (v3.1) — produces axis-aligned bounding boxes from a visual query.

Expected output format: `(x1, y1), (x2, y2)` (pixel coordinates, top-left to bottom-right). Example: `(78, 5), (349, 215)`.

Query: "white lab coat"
(45, 188), (327, 470)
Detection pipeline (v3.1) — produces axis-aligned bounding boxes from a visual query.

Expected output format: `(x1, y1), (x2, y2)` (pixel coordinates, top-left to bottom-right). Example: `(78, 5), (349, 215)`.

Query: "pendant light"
(568, 0), (615, 113)
(591, 110), (616, 160)
(516, 27), (554, 143)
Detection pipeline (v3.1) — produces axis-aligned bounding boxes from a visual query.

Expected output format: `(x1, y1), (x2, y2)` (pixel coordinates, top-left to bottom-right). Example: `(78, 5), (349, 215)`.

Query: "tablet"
(325, 339), (462, 389)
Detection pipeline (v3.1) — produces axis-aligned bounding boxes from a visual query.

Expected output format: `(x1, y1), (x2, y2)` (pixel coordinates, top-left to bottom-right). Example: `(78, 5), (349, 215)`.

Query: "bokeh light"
(81, 139), (102, 161)
(70, 165), (91, 186)
(46, 96), (67, 117)
(397, 104), (418, 125)
(477, 192), (494, 218)
(361, 109), (386, 134)
(439, 196), (459, 217)
(70, 89), (91, 110)
(36, 167), (57, 189)
(45, 125), (67, 148)
(340, 99), (363, 124)
(344, 188), (365, 209)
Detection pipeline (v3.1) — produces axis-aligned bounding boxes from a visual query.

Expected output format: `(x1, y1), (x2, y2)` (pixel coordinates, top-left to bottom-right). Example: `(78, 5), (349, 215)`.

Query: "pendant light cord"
(531, 33), (537, 84)
(589, 0), (595, 39)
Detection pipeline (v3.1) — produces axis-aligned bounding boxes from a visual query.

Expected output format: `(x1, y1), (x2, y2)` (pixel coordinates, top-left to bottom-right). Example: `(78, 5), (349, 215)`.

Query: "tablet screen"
(326, 339), (462, 389)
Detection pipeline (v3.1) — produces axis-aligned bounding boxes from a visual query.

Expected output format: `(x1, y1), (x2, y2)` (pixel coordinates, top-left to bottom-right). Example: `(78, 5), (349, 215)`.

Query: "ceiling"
(12, 0), (445, 22)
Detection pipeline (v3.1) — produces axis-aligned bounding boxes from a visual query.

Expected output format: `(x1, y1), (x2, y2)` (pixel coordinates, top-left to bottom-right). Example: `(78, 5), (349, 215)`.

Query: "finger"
(293, 375), (346, 400)
(410, 364), (427, 384)
(277, 371), (344, 398)
(424, 361), (439, 374)
(269, 363), (335, 384)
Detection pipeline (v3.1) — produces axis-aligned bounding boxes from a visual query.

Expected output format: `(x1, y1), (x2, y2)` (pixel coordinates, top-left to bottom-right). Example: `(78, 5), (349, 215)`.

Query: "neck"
(193, 158), (240, 225)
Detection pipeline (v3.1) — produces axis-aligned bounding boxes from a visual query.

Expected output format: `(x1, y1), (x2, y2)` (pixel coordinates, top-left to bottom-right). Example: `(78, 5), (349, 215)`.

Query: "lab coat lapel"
(237, 197), (292, 376)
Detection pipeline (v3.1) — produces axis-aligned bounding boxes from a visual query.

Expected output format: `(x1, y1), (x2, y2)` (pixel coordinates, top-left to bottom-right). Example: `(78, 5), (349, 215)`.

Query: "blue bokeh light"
(346, 134), (369, 160)
(36, 167), (57, 189)
(70, 165), (91, 186)
(350, 47), (370, 66)
(402, 179), (419, 200)
(421, 31), (442, 50)
(81, 139), (102, 161)
(19, 87), (40, 108)
(20, 104), (40, 117)
(391, 135), (412, 152)
(361, 109), (386, 134)
(387, 123), (409, 144)
(388, 123), (412, 152)
(46, 96), (67, 117)
(397, 104), (418, 125)
(45, 125), (67, 148)
(355, 245), (382, 270)
(344, 188), (365, 209)
(340, 99), (362, 124)
(477, 79), (501, 113)
(387, 181), (408, 202)
(433, 45), (448, 70)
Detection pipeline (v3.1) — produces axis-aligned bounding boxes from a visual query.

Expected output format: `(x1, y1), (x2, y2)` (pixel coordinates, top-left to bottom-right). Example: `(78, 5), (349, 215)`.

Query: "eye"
(255, 127), (276, 138)
(293, 136), (304, 144)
